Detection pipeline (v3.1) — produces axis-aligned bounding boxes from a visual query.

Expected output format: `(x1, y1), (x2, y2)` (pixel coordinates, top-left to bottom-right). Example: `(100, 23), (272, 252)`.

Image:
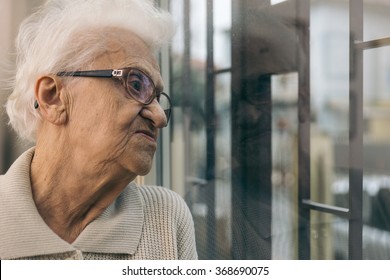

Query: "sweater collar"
(0, 147), (144, 259)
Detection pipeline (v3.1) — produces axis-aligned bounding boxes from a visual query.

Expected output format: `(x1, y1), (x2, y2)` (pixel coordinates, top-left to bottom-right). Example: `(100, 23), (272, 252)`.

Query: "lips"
(135, 129), (157, 141)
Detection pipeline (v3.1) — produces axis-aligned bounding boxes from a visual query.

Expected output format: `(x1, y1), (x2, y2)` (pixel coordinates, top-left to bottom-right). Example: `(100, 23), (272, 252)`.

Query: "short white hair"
(6, 0), (175, 142)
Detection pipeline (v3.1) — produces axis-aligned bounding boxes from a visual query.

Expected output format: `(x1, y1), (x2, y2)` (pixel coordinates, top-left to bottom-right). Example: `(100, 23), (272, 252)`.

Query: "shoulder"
(137, 185), (190, 214)
(135, 185), (198, 260)
(0, 148), (35, 180)
(137, 185), (183, 202)
(136, 185), (194, 227)
(0, 148), (35, 200)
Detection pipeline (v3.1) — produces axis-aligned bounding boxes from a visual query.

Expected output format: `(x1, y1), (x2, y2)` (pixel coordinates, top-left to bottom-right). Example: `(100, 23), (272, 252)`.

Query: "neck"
(30, 142), (134, 243)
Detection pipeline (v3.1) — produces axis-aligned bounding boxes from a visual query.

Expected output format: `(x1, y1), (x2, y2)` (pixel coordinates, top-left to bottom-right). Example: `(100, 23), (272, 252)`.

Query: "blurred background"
(1, 0), (390, 259)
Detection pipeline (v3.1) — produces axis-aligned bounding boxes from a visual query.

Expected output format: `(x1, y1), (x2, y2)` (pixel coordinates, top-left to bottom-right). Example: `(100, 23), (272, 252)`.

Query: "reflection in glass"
(169, 0), (233, 259)
(362, 46), (390, 258)
(271, 72), (298, 259)
(214, 72), (232, 259)
(165, 0), (390, 260)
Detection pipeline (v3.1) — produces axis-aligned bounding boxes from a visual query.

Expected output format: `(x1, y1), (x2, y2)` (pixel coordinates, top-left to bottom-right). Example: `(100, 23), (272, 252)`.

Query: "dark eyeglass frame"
(56, 67), (172, 124)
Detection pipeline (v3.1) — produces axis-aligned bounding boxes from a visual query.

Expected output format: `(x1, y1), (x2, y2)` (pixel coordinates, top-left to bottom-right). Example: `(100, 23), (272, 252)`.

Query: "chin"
(137, 167), (152, 176)
(131, 159), (153, 176)
(123, 150), (155, 176)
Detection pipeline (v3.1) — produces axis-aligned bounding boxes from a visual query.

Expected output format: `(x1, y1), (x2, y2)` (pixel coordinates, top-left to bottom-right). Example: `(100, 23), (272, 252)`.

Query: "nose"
(140, 99), (168, 128)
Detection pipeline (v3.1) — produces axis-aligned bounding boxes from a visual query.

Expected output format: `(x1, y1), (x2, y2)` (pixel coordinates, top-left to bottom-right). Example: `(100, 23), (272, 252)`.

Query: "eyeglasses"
(57, 67), (172, 125)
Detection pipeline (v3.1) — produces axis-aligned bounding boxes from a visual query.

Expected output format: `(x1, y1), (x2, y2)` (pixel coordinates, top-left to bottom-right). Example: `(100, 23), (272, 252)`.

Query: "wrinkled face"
(64, 29), (167, 177)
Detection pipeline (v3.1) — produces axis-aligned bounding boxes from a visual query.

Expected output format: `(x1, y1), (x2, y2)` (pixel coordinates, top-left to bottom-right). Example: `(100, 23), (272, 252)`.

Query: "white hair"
(6, 0), (175, 142)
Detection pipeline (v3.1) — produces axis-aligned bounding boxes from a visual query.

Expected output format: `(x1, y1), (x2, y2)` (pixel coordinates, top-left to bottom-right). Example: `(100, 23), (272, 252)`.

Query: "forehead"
(91, 28), (162, 85)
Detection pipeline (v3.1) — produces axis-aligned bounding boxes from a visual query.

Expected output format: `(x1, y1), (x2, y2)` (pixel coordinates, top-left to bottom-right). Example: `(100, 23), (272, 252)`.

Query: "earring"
(34, 100), (39, 109)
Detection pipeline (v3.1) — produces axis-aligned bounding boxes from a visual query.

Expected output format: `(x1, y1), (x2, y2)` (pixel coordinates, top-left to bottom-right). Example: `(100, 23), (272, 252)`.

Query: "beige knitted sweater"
(0, 148), (197, 260)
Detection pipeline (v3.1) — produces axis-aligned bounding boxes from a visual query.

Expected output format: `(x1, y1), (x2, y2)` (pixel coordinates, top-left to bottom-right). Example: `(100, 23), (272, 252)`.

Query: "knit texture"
(0, 148), (197, 260)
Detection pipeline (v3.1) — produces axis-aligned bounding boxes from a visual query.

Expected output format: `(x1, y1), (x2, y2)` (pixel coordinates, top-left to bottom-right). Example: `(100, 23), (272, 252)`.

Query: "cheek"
(85, 105), (141, 155)
(68, 82), (144, 156)
(120, 137), (156, 175)
(72, 86), (132, 131)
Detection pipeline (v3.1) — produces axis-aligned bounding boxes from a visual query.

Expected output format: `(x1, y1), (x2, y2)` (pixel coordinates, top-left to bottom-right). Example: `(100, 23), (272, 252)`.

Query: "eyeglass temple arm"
(57, 70), (115, 77)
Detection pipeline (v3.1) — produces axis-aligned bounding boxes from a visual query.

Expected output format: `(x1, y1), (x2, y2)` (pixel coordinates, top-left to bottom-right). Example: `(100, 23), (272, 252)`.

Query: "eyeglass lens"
(125, 69), (155, 104)
(158, 93), (171, 121)
(125, 69), (171, 122)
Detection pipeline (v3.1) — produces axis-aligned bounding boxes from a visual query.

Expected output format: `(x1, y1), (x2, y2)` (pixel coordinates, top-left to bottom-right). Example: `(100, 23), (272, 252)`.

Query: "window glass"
(364, 0), (390, 41)
(167, 0), (390, 260)
(271, 72), (298, 259)
(214, 72), (232, 259)
(325, 216), (349, 259)
(310, 0), (349, 207)
(214, 0), (231, 70)
(363, 46), (390, 258)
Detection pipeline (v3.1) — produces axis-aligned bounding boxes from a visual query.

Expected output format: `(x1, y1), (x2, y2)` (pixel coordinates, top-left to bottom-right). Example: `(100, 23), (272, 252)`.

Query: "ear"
(34, 75), (67, 125)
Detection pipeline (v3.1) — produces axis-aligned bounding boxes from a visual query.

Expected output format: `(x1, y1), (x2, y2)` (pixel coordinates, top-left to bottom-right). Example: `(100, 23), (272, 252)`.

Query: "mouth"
(135, 129), (157, 142)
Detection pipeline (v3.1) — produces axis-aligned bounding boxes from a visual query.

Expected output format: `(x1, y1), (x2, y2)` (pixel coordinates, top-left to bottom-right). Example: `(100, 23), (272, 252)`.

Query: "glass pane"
(214, 0), (232, 70)
(214, 72), (232, 259)
(170, 0), (208, 258)
(322, 215), (349, 260)
(364, 0), (390, 42)
(362, 46), (390, 259)
(165, 0), (390, 260)
(310, 0), (350, 208)
(271, 72), (298, 260)
(170, 0), (233, 260)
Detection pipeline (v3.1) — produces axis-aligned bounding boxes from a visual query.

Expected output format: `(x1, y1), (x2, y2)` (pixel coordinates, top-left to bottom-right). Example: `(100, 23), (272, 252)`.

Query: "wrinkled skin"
(30, 28), (167, 243)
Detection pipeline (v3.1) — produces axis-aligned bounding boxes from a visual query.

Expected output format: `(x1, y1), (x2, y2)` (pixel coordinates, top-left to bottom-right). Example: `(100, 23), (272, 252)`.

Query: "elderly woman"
(0, 0), (197, 260)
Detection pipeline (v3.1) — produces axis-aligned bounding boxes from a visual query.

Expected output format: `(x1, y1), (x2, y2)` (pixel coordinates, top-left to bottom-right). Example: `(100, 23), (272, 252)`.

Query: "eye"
(125, 68), (155, 103)
(128, 74), (144, 94)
